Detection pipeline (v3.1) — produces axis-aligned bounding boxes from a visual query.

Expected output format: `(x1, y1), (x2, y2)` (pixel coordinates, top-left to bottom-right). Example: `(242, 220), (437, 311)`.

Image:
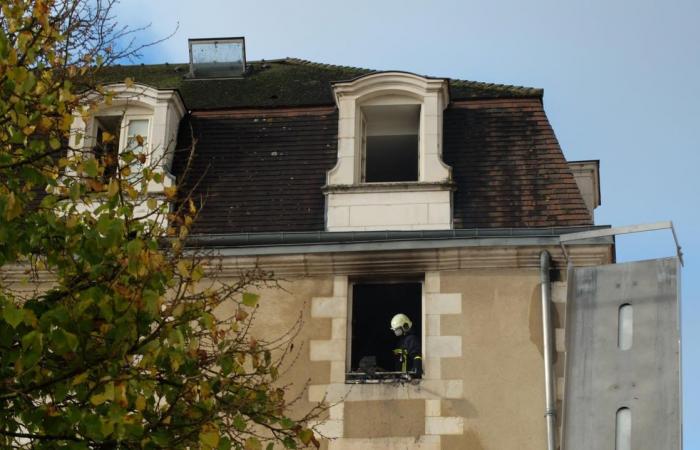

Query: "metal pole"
(540, 251), (557, 450)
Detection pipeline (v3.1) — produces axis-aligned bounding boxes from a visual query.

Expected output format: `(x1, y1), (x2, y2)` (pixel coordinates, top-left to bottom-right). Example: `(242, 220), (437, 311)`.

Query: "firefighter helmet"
(390, 313), (413, 336)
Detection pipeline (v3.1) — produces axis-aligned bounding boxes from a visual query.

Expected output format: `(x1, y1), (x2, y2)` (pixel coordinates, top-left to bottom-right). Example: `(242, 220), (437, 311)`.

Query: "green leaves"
(0, 2), (315, 447)
(242, 292), (259, 308)
(200, 429), (220, 449)
(50, 328), (79, 354)
(89, 381), (114, 406)
(2, 302), (24, 328)
(20, 330), (43, 370)
(245, 437), (262, 450)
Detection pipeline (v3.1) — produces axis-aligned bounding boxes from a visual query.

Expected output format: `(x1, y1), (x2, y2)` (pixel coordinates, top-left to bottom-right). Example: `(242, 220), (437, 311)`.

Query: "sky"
(116, 0), (699, 444)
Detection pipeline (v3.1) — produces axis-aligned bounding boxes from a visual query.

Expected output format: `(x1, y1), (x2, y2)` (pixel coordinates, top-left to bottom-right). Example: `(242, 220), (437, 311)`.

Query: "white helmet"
(390, 313), (413, 336)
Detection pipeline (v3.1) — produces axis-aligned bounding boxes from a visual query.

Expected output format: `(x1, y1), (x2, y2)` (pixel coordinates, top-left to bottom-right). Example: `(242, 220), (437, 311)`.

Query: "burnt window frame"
(345, 276), (425, 382)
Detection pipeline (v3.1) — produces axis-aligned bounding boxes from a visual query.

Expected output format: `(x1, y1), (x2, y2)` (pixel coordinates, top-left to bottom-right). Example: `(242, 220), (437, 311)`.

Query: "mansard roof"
(99, 58), (591, 233)
(170, 98), (592, 234)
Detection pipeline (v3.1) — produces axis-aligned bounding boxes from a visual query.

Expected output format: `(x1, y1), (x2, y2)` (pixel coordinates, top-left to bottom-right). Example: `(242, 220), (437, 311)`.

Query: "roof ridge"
(449, 78), (541, 95)
(282, 57), (374, 73)
(282, 57), (540, 94)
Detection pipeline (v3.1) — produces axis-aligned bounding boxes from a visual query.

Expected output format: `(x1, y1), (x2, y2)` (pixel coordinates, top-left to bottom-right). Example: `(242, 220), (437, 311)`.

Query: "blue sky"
(116, 0), (699, 443)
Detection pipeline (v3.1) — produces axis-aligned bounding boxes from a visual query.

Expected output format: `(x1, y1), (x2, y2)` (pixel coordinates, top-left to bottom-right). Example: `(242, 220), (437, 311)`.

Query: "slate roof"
(170, 100), (592, 234)
(101, 57), (590, 233)
(444, 99), (592, 228)
(171, 108), (338, 233)
(96, 58), (543, 110)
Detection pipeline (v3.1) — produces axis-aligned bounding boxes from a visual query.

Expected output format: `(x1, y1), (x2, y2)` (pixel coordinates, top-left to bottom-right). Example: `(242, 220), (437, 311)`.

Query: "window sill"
(323, 181), (455, 194)
(345, 371), (423, 385)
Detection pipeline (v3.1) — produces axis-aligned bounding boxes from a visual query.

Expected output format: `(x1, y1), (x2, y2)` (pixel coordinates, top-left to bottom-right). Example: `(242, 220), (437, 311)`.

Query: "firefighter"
(390, 313), (422, 378)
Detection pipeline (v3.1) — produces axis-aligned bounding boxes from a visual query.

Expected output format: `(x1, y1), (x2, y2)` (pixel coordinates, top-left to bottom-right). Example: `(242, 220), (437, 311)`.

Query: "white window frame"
(90, 114), (152, 162)
(119, 115), (152, 162)
(360, 103), (422, 184)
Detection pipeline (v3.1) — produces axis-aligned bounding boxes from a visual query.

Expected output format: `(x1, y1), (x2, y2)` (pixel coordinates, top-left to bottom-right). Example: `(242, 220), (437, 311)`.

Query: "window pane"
(365, 135), (419, 182)
(126, 119), (148, 151)
(190, 39), (245, 77)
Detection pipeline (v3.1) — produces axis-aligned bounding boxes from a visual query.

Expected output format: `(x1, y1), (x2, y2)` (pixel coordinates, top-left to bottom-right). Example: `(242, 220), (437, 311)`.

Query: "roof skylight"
(188, 37), (246, 78)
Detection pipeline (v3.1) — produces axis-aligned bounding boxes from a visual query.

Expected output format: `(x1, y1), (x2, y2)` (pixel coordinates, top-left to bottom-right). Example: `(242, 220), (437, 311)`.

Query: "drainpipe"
(540, 250), (557, 450)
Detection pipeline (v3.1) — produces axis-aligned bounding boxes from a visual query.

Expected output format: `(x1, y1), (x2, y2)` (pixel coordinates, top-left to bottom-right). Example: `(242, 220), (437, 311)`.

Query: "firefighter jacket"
(393, 331), (423, 377)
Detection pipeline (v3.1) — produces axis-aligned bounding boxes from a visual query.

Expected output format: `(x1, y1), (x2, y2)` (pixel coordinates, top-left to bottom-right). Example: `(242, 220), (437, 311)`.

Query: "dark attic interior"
(350, 282), (422, 375)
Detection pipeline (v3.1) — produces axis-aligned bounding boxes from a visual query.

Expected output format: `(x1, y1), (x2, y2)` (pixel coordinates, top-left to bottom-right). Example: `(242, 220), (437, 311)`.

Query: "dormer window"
(362, 104), (420, 182)
(70, 83), (185, 193)
(324, 72), (454, 231)
(94, 115), (120, 179)
(92, 115), (151, 181)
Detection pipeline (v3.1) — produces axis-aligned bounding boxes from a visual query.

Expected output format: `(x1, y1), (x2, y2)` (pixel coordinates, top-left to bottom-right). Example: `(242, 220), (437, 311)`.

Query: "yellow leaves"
(164, 186), (177, 199)
(59, 112), (73, 131)
(107, 178), (119, 197)
(135, 395), (146, 411)
(65, 215), (78, 229)
(127, 186), (138, 200)
(176, 260), (191, 278)
(124, 77), (134, 88)
(235, 309), (248, 322)
(90, 381), (114, 406)
(191, 264), (204, 282)
(147, 197), (158, 210)
(172, 303), (185, 318)
(199, 427), (220, 450)
(4, 192), (22, 220)
(86, 179), (105, 192)
(116, 382), (128, 408)
(244, 437), (262, 450)
(101, 130), (115, 143)
(71, 372), (88, 386)
(298, 428), (316, 447)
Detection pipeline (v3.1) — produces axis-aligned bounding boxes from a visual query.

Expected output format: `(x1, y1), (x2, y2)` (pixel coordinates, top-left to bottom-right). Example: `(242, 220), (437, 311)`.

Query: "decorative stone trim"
(325, 72), (453, 231)
(309, 271), (465, 446)
(309, 275), (349, 439)
(328, 436), (440, 450)
(421, 271), (465, 439)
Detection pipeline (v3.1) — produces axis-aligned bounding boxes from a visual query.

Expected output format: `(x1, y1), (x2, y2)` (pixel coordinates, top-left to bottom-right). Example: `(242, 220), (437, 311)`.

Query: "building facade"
(73, 44), (679, 449)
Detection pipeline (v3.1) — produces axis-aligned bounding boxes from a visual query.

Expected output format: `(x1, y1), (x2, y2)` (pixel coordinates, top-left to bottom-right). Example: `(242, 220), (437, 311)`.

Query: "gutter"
(182, 226), (612, 256)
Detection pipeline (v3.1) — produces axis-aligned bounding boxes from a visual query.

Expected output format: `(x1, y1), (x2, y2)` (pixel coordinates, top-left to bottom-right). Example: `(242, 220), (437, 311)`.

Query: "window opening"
(362, 105), (419, 182)
(94, 116), (121, 180)
(347, 281), (422, 382)
(615, 407), (632, 450)
(618, 303), (633, 350)
(125, 118), (149, 180)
